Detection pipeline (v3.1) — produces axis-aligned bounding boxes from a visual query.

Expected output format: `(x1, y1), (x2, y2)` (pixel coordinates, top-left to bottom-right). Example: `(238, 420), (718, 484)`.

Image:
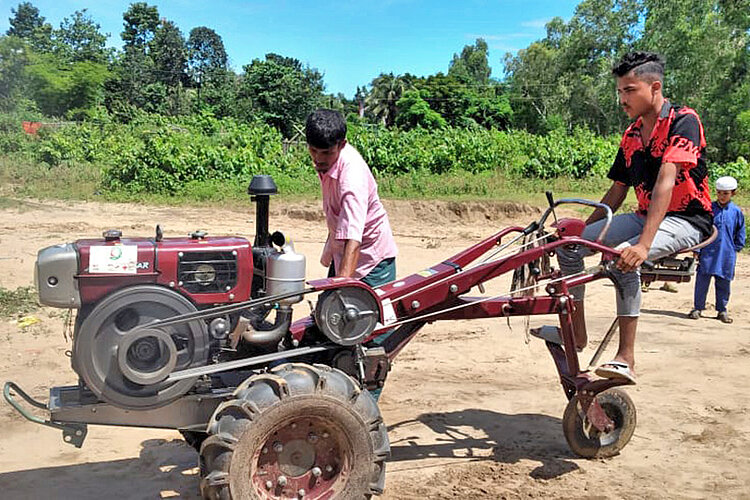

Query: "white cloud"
(521, 18), (551, 29)
(467, 33), (531, 41)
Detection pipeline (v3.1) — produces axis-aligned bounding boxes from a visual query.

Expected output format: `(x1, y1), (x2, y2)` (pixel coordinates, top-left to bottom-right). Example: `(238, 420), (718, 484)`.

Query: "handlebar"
(539, 198), (613, 243)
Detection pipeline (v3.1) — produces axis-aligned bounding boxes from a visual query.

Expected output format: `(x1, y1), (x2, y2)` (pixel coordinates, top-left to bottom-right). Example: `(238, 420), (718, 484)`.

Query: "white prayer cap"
(716, 176), (738, 191)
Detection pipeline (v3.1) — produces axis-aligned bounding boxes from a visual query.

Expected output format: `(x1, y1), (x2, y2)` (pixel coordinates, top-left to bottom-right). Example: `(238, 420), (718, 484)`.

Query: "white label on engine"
(89, 245), (138, 274)
(381, 298), (397, 325)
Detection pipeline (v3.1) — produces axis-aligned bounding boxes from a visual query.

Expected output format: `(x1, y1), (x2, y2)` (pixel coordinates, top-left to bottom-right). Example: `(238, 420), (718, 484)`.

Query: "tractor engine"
(33, 175), (306, 410)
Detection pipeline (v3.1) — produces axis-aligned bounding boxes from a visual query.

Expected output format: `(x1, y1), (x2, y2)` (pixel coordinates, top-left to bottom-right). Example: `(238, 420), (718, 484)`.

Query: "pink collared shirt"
(318, 144), (397, 279)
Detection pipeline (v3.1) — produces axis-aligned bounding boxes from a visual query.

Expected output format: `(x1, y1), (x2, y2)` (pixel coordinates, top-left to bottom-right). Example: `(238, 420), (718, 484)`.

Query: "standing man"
(557, 51), (713, 383)
(305, 109), (397, 287)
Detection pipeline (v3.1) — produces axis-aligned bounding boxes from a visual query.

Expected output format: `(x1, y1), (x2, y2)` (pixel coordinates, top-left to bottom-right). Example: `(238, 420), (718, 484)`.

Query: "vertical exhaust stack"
(248, 175), (278, 248)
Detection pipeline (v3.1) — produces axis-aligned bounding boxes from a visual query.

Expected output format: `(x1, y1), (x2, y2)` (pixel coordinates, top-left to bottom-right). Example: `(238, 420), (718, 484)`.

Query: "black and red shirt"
(608, 101), (713, 237)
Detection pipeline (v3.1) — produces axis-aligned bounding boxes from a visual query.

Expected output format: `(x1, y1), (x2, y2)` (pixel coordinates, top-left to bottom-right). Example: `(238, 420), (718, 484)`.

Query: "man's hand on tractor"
(617, 243), (649, 273)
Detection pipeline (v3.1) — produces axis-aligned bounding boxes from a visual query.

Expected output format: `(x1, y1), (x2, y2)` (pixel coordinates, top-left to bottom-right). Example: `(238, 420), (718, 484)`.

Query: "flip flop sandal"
(595, 361), (637, 385)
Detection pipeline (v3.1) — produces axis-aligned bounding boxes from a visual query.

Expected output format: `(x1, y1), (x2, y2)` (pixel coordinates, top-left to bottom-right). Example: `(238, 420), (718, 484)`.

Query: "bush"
(0, 110), (744, 199)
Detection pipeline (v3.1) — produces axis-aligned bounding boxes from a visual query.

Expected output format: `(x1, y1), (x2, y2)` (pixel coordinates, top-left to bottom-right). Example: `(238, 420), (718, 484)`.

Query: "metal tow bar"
(3, 381), (88, 447)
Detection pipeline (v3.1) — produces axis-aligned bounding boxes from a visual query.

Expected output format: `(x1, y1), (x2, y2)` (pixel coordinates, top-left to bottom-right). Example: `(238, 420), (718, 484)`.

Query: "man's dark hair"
(305, 109), (346, 148)
(612, 51), (665, 83)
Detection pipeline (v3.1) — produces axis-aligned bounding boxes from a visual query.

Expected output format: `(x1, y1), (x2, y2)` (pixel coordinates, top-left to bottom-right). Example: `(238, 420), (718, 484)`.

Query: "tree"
(25, 54), (109, 117)
(186, 27), (232, 114)
(54, 9), (110, 63)
(0, 35), (31, 111)
(187, 27), (227, 87)
(237, 53), (325, 137)
(106, 3), (161, 115)
(121, 2), (159, 50)
(365, 73), (413, 127)
(640, 0), (750, 160)
(395, 90), (446, 130)
(448, 38), (491, 86)
(6, 2), (52, 52)
(503, 0), (641, 134)
(151, 19), (186, 87)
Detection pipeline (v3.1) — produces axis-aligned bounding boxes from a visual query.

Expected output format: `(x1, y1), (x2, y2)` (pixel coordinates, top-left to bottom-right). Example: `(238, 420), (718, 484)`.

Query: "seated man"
(557, 52), (713, 383)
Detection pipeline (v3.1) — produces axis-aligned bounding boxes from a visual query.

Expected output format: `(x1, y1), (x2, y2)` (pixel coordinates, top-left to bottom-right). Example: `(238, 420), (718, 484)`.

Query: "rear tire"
(562, 388), (636, 458)
(200, 363), (389, 499)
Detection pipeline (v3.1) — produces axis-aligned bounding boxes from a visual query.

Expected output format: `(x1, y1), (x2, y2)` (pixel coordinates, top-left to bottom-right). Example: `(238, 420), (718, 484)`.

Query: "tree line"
(1, 0), (748, 163)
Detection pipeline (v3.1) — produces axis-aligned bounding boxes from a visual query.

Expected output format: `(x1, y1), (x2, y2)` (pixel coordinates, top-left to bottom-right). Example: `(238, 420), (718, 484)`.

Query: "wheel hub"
(253, 416), (349, 498)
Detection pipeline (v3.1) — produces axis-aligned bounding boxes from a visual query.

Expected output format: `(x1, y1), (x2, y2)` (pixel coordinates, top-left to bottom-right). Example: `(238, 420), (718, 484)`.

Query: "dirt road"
(0, 198), (748, 499)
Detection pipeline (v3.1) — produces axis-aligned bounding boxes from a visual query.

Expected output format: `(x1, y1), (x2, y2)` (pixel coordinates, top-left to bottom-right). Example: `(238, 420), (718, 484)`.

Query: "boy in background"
(688, 176), (746, 323)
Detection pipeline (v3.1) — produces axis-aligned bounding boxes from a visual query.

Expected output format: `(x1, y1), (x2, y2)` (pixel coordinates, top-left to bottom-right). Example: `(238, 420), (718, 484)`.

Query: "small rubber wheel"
(562, 388), (636, 458)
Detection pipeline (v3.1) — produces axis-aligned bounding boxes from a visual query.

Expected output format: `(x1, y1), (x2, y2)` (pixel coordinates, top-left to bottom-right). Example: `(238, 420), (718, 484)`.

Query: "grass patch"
(0, 156), (102, 200)
(0, 286), (38, 318)
(2, 154), (749, 213)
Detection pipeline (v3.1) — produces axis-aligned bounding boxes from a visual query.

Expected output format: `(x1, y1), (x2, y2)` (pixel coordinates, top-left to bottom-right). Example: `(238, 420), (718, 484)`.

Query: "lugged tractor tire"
(199, 363), (389, 499)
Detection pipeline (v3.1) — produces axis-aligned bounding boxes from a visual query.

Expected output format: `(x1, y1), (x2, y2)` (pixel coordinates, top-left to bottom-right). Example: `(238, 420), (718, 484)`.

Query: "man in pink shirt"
(305, 109), (398, 287)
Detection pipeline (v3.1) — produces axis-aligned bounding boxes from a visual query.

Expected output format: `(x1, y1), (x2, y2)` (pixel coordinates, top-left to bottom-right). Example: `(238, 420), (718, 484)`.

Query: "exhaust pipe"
(240, 307), (293, 346)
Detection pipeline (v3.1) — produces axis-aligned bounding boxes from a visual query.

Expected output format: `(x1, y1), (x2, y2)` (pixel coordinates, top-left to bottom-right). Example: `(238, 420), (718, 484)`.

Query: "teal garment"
(327, 257), (396, 287)
(361, 257), (396, 287)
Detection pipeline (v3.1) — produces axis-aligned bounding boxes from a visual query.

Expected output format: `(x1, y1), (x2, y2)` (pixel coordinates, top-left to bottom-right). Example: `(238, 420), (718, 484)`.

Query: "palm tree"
(365, 73), (411, 127)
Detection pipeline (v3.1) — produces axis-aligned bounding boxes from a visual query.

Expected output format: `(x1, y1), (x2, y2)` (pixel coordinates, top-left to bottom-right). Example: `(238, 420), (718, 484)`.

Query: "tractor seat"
(641, 226), (718, 284)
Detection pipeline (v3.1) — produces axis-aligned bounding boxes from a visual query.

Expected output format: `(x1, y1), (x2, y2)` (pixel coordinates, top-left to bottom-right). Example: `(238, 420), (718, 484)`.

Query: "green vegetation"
(0, 0), (747, 206)
(0, 286), (38, 318)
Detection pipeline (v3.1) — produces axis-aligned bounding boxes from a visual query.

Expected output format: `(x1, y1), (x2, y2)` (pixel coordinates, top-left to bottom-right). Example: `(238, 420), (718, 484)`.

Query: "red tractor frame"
(5, 189), (713, 499)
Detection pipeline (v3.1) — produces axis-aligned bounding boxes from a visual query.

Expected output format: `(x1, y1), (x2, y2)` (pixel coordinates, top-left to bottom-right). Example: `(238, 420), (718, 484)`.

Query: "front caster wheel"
(562, 388), (636, 458)
(200, 363), (389, 499)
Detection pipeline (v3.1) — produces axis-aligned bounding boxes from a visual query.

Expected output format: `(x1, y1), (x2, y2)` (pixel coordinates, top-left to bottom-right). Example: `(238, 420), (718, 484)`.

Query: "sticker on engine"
(89, 245), (138, 274)
(381, 298), (397, 325)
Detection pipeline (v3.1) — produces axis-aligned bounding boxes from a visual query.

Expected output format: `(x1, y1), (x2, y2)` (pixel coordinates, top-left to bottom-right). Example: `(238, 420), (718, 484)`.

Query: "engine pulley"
(73, 285), (210, 409)
(314, 287), (380, 346)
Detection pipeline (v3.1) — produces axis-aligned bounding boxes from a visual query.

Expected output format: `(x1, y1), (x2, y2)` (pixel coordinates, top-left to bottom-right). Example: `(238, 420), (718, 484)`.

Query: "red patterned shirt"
(608, 101), (713, 237)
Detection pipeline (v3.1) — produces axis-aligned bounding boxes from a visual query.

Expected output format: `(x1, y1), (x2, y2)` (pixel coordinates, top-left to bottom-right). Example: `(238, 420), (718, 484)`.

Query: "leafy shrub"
(0, 110), (744, 197)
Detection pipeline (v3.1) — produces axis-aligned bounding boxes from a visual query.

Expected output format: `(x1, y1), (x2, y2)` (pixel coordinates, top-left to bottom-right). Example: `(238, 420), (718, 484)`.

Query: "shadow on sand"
(0, 438), (201, 499)
(0, 409), (579, 498)
(387, 407), (579, 480)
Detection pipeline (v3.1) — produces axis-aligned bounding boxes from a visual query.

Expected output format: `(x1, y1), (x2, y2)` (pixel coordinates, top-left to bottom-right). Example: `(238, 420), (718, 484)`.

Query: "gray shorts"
(557, 212), (702, 316)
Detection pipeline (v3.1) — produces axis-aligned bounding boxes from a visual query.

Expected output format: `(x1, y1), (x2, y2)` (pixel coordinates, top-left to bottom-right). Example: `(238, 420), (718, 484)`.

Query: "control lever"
(546, 191), (558, 227)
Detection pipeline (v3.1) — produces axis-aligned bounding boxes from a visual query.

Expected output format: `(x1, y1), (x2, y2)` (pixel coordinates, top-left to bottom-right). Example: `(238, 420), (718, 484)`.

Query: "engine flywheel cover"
(73, 285), (209, 409)
(314, 287), (379, 346)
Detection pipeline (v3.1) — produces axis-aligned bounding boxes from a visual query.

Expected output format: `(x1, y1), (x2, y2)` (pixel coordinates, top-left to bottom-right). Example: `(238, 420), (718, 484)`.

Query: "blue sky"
(1, 0), (580, 97)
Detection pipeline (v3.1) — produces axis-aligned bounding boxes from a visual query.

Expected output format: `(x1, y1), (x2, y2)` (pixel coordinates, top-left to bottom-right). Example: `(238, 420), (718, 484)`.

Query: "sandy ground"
(0, 197), (748, 499)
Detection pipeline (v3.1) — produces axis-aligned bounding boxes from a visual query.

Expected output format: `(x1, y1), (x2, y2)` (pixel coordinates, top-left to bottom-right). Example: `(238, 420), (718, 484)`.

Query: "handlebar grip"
(522, 221), (539, 236)
(641, 260), (655, 270)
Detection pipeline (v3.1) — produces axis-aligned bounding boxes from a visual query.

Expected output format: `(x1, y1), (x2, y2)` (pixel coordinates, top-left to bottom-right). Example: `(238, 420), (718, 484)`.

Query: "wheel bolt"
(307, 433), (318, 443)
(322, 431), (329, 439)
(298, 489), (306, 497)
(311, 466), (322, 477)
(265, 480), (273, 490)
(273, 441), (284, 453)
(325, 465), (333, 473)
(277, 475), (287, 486)
(262, 447), (268, 454)
(291, 422), (297, 429)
